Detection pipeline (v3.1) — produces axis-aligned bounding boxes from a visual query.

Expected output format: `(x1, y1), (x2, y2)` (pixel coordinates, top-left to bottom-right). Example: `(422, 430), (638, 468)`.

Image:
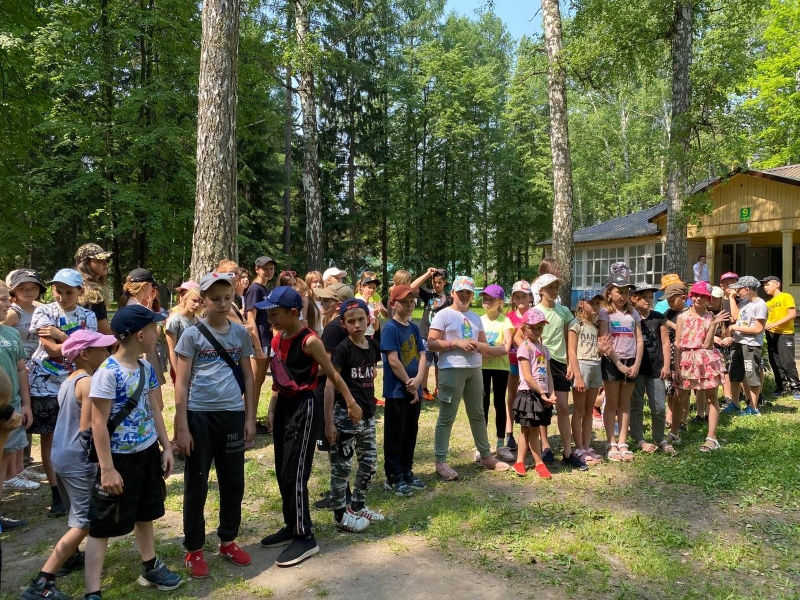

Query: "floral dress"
(677, 310), (724, 390)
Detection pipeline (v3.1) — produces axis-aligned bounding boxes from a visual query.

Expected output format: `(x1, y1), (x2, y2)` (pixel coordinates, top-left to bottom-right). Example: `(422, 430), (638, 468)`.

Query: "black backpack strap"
(107, 360), (146, 435)
(196, 322), (245, 393)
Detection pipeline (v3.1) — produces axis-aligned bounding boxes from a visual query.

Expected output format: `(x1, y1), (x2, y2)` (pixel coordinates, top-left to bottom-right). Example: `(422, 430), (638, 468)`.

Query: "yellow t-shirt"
(767, 291), (796, 335)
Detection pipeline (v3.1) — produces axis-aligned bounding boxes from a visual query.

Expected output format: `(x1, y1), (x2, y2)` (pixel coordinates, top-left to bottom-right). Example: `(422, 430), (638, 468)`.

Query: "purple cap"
(481, 284), (504, 299)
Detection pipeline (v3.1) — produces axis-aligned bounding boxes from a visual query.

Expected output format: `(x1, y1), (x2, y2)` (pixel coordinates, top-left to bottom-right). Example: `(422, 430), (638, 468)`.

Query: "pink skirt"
(678, 348), (725, 390)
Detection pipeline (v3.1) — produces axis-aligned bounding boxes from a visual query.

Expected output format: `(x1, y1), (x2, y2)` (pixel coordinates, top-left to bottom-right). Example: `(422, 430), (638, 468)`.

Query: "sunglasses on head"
(280, 271), (297, 278)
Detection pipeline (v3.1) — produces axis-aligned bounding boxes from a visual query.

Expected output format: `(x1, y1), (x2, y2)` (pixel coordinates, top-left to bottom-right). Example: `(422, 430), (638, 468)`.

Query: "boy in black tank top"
(256, 287), (359, 568)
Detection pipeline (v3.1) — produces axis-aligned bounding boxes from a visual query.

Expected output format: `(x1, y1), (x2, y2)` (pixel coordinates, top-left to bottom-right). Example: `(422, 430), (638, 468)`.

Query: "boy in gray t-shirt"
(726, 276), (768, 416)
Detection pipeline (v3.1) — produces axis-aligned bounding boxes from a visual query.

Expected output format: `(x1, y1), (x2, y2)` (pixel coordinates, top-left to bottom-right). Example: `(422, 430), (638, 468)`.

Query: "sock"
(142, 557), (156, 572)
(86, 593), (101, 599)
(350, 500), (364, 512)
(496, 439), (504, 449)
(37, 570), (55, 582)
(334, 507), (345, 522)
(220, 541), (235, 550)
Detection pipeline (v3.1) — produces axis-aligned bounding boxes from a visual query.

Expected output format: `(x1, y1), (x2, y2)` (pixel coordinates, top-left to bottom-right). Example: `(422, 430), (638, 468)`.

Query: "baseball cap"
(522, 308), (549, 325)
(111, 305), (166, 340)
(610, 261), (632, 277)
(339, 298), (369, 319)
(580, 289), (604, 301)
(730, 275), (760, 290)
(452, 275), (475, 293)
(9, 269), (46, 293)
(664, 283), (688, 299)
(537, 274), (565, 289)
(631, 282), (658, 294)
(255, 256), (277, 268)
(760, 275), (781, 284)
(360, 275), (380, 286)
(389, 285), (418, 302)
(511, 280), (531, 295)
(314, 282), (355, 302)
(689, 281), (712, 297)
(323, 267), (347, 281)
(198, 272), (235, 291)
(74, 243), (113, 264)
(605, 274), (634, 289)
(659, 274), (683, 290)
(174, 281), (199, 292)
(254, 286), (303, 311)
(432, 268), (447, 279)
(51, 269), (84, 288)
(128, 268), (157, 284)
(711, 286), (724, 298)
(720, 272), (739, 282)
(481, 284), (504, 299)
(61, 330), (117, 361)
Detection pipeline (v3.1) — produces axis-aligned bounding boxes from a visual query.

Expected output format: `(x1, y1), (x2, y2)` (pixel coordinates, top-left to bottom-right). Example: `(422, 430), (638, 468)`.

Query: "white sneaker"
(335, 508), (370, 533)
(20, 468), (48, 482)
(3, 475), (40, 490)
(353, 506), (385, 522)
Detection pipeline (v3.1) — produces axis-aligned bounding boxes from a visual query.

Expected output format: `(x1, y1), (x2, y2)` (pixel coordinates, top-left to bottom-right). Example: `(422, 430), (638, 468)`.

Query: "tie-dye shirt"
(89, 357), (159, 454)
(28, 302), (97, 397)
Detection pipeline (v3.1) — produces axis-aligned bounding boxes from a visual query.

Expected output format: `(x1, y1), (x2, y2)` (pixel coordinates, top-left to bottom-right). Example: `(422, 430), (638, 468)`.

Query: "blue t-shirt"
(381, 318), (424, 399)
(89, 357), (159, 454)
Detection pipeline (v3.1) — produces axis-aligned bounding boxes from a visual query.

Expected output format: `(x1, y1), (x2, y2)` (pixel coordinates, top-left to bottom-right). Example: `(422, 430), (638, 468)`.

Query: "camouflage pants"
(329, 404), (377, 510)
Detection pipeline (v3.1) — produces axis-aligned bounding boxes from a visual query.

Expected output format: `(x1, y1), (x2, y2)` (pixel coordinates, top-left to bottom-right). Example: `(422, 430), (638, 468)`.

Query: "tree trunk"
(664, 1), (692, 280)
(283, 62), (292, 256)
(191, 0), (240, 280)
(542, 0), (574, 306)
(295, 0), (323, 272)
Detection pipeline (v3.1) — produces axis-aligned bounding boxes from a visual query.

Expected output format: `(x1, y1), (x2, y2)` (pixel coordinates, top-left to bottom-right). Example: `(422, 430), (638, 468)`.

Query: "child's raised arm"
(306, 335), (362, 425)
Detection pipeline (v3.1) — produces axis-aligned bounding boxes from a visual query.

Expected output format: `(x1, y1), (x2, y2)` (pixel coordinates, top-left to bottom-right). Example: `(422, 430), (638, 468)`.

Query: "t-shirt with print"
(29, 303), (97, 398)
(639, 311), (667, 376)
(569, 319), (600, 362)
(733, 297), (768, 347)
(380, 318), (424, 399)
(175, 320), (254, 411)
(597, 307), (641, 360)
(357, 292), (383, 337)
(516, 340), (550, 394)
(418, 288), (451, 339)
(165, 312), (198, 343)
(0, 325), (27, 409)
(506, 310), (525, 366)
(9, 305), (38, 364)
(767, 292), (796, 335)
(480, 314), (513, 370)
(244, 282), (273, 347)
(332, 337), (380, 419)
(535, 303), (573, 364)
(429, 308), (484, 369)
(89, 357), (159, 454)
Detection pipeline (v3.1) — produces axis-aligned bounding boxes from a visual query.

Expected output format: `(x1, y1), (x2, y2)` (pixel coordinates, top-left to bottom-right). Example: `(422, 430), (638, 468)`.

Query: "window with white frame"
(585, 247), (626, 288)
(575, 242), (666, 289)
(573, 249), (583, 288)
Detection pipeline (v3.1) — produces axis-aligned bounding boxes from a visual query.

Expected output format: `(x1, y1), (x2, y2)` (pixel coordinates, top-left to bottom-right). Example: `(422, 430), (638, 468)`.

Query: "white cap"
(322, 267), (347, 281)
(711, 286), (724, 298)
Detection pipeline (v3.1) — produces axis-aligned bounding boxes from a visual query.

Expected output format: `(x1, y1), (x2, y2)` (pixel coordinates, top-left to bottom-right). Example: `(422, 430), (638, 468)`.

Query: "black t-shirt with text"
(331, 337), (381, 419)
(640, 310), (666, 376)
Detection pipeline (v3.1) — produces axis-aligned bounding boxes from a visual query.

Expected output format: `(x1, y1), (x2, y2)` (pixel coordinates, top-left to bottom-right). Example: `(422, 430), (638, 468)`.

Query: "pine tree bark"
(295, 0), (323, 272)
(664, 2), (692, 280)
(191, 0), (240, 280)
(542, 0), (574, 305)
(283, 64), (293, 256)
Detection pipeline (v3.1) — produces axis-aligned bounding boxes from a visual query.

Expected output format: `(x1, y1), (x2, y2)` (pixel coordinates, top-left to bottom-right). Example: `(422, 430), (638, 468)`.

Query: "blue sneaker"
(505, 434), (518, 451)
(383, 479), (414, 497)
(794, 391), (800, 401)
(137, 558), (183, 591)
(721, 402), (739, 414)
(737, 406), (761, 417)
(541, 448), (555, 465)
(772, 390), (784, 398)
(403, 471), (427, 490)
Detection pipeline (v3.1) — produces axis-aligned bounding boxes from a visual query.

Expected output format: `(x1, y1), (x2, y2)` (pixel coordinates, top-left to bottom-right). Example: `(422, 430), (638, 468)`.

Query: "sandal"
(667, 432), (682, 445)
(699, 437), (721, 452)
(576, 449), (601, 465)
(618, 443), (634, 461)
(637, 441), (658, 453)
(658, 440), (678, 456)
(586, 447), (602, 461)
(606, 443), (622, 462)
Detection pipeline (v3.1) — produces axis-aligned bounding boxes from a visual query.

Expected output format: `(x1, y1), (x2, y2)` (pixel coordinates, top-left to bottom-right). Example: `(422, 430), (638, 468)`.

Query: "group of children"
(0, 249), (793, 596)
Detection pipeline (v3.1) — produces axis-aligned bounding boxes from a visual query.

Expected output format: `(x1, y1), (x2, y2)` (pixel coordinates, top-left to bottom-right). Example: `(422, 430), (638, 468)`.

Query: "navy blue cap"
(254, 286), (303, 311)
(111, 305), (166, 339)
(339, 298), (369, 319)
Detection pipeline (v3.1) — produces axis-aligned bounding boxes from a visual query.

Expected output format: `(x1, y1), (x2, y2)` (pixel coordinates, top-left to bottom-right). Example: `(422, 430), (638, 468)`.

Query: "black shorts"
(549, 359), (571, 393)
(729, 344), (762, 387)
(601, 357), (636, 383)
(89, 443), (166, 539)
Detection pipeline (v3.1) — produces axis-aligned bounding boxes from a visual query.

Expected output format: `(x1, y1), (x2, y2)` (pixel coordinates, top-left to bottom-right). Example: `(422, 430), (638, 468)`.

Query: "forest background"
(1, 0), (797, 293)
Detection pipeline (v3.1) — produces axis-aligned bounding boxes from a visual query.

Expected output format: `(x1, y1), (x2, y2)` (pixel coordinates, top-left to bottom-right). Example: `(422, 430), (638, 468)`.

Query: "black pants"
(766, 332), (800, 392)
(274, 391), (320, 538)
(183, 410), (245, 551)
(383, 395), (422, 482)
(482, 369), (509, 439)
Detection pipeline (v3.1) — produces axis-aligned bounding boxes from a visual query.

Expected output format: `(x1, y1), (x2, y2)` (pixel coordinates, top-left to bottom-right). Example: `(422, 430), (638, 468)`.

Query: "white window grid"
(576, 242), (664, 289)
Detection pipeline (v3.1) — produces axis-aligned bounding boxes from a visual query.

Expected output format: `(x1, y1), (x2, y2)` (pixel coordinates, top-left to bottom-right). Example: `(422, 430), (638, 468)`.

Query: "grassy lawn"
(3, 360), (800, 599)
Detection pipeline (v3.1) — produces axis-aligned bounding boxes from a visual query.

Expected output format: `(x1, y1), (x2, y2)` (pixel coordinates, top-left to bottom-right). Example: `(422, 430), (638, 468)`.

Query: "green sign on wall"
(740, 207), (751, 222)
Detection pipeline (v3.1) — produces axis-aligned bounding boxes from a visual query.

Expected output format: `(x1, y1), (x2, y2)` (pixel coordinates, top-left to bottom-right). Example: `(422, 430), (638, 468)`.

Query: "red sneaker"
(422, 388), (435, 401)
(375, 397), (386, 407)
(219, 542), (251, 566)
(534, 463), (552, 479)
(511, 462), (527, 477)
(185, 550), (210, 578)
